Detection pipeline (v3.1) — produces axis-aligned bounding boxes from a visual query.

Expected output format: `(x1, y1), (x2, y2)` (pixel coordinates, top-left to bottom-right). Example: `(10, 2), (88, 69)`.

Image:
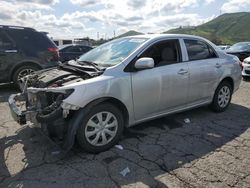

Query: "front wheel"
(210, 81), (232, 112)
(76, 103), (124, 153)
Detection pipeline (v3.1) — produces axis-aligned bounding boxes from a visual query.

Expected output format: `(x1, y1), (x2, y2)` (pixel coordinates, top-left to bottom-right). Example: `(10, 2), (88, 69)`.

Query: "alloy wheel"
(218, 86), (231, 108)
(17, 68), (35, 81)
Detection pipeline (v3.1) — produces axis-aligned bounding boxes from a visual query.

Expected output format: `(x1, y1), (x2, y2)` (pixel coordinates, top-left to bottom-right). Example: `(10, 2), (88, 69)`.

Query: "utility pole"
(113, 30), (116, 38)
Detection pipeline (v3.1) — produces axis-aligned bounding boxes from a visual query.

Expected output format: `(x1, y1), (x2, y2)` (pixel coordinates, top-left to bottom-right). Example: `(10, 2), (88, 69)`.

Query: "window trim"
(124, 38), (183, 72)
(183, 38), (218, 62)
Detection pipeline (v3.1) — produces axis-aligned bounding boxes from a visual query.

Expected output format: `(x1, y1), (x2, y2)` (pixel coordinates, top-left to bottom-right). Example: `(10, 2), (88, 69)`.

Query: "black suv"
(0, 25), (59, 86)
(59, 44), (92, 62)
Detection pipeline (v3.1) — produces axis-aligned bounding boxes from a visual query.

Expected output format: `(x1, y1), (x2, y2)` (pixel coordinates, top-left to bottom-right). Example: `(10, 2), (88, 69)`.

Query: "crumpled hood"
(21, 62), (103, 89)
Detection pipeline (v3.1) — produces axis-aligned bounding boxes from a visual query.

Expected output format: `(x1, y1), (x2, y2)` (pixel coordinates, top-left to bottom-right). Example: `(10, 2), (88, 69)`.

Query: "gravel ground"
(0, 80), (250, 188)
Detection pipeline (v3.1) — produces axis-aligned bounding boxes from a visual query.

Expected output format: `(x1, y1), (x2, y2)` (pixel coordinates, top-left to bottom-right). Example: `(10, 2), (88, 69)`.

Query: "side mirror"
(134, 57), (154, 70)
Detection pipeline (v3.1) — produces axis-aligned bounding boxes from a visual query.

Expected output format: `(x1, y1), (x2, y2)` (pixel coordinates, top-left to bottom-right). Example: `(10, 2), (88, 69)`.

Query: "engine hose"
(36, 106), (63, 123)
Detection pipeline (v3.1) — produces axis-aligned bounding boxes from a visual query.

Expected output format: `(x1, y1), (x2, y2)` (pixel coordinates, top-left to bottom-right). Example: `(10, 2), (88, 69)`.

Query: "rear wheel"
(76, 103), (124, 153)
(13, 65), (40, 90)
(210, 81), (232, 112)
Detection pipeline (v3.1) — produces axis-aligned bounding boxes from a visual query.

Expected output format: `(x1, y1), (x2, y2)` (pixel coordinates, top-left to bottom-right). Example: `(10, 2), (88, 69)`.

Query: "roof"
(58, 44), (92, 50)
(124, 33), (209, 40)
(0, 25), (35, 31)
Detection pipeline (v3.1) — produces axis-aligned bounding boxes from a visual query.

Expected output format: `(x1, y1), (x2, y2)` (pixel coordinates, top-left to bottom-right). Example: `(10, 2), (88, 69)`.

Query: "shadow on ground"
(0, 83), (19, 102)
(0, 101), (250, 187)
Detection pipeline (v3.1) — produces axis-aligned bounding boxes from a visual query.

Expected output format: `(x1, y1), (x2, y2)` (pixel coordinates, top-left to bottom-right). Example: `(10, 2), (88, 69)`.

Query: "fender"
(62, 98), (111, 151)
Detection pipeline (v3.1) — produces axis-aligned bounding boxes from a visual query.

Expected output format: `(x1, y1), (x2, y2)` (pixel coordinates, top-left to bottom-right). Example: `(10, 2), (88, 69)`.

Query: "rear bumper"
(8, 94), (27, 125)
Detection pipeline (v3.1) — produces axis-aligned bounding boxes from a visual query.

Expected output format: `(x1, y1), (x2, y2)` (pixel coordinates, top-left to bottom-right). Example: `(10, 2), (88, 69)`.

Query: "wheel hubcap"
(17, 69), (35, 81)
(85, 111), (118, 146)
(218, 86), (230, 108)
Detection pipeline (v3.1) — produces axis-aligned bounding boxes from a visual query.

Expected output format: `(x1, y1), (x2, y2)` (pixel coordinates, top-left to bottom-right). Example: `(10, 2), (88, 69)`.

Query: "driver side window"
(140, 39), (181, 67)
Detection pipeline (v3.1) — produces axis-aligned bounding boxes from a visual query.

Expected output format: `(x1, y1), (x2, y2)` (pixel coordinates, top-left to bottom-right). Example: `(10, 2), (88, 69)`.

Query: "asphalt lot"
(0, 80), (250, 188)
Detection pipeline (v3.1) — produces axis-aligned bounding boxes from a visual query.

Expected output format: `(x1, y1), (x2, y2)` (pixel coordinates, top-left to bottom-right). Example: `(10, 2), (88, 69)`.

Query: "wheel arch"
(62, 96), (129, 151)
(83, 97), (129, 127)
(220, 76), (234, 91)
(10, 61), (42, 81)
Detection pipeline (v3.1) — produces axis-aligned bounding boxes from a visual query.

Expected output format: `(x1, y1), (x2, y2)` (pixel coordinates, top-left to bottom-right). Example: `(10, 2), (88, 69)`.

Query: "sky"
(0, 0), (250, 40)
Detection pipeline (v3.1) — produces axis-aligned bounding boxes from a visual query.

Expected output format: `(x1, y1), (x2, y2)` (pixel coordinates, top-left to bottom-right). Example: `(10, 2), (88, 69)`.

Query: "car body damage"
(9, 60), (106, 151)
(8, 35), (242, 153)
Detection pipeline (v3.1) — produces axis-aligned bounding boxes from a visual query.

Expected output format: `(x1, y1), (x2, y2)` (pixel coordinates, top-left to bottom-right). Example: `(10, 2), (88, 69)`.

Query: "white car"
(9, 34), (242, 153)
(242, 56), (250, 78)
(217, 45), (231, 51)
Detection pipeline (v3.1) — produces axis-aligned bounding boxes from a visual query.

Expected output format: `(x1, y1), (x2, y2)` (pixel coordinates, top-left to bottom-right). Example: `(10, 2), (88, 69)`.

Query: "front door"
(131, 39), (189, 121)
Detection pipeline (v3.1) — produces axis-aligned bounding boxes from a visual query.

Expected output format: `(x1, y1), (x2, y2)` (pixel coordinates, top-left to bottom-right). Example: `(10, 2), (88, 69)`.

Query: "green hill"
(116, 30), (143, 38)
(165, 12), (250, 44)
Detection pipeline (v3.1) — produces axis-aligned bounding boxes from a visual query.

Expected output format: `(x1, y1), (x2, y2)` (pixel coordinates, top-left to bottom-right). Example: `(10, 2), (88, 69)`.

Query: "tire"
(242, 76), (248, 81)
(76, 103), (124, 153)
(12, 65), (40, 90)
(210, 81), (232, 112)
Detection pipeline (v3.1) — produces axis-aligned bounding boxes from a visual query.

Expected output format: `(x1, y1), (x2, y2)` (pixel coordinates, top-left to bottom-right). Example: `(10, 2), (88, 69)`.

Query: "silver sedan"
(9, 34), (242, 153)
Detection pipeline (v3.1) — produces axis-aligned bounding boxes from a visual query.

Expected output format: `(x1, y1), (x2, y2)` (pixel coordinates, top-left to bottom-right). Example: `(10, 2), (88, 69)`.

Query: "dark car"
(59, 44), (92, 62)
(0, 25), (59, 87)
(226, 42), (250, 61)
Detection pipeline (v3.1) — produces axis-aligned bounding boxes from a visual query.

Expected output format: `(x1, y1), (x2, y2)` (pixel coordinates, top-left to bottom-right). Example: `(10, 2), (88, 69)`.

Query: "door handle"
(215, 63), (221, 68)
(178, 69), (188, 75)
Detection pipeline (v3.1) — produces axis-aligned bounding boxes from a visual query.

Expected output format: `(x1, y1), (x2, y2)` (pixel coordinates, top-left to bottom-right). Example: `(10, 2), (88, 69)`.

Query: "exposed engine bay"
(10, 60), (105, 151)
(22, 60), (103, 88)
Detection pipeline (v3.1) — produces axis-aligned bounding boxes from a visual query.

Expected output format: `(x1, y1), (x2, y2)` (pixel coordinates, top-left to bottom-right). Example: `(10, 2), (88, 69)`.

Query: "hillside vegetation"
(165, 12), (250, 44)
(115, 30), (143, 38)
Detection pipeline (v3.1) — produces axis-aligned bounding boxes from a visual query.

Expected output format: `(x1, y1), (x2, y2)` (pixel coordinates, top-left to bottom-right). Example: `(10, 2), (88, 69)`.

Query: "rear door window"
(6, 29), (56, 51)
(79, 46), (92, 53)
(184, 39), (217, 61)
(0, 31), (14, 50)
(68, 46), (81, 53)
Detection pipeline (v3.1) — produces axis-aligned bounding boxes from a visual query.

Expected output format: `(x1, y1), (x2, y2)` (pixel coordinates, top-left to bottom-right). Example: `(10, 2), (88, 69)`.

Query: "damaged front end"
(8, 61), (103, 152)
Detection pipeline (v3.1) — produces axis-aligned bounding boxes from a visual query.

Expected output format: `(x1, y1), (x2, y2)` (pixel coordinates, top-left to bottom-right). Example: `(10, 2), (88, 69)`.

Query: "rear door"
(183, 39), (222, 105)
(0, 30), (18, 82)
(131, 39), (189, 120)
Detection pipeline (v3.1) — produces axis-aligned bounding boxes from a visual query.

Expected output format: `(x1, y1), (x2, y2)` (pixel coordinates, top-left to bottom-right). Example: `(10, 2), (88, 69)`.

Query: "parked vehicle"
(217, 45), (230, 50)
(9, 34), (242, 153)
(242, 56), (250, 79)
(59, 44), (92, 62)
(0, 25), (59, 87)
(226, 42), (250, 61)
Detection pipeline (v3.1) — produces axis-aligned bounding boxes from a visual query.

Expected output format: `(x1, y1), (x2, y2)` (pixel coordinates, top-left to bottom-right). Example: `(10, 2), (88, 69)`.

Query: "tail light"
(239, 61), (243, 70)
(48, 47), (59, 60)
(48, 47), (59, 56)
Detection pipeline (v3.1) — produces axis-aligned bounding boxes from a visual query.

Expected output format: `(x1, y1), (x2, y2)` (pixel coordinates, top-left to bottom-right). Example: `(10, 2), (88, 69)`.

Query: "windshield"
(78, 37), (147, 67)
(229, 43), (250, 51)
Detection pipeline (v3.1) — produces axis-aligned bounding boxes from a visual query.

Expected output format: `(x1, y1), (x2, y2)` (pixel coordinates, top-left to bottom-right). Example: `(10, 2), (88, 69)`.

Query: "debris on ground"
(115, 145), (124, 150)
(51, 150), (61, 155)
(184, 118), (191, 124)
(120, 167), (130, 177)
(178, 161), (183, 164)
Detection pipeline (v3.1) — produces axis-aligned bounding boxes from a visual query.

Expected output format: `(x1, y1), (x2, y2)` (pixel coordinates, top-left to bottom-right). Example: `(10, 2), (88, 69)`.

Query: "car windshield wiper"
(77, 60), (101, 71)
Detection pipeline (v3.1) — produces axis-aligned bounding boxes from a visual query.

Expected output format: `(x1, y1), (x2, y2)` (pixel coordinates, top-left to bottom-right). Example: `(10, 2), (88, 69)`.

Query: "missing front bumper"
(8, 94), (27, 125)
